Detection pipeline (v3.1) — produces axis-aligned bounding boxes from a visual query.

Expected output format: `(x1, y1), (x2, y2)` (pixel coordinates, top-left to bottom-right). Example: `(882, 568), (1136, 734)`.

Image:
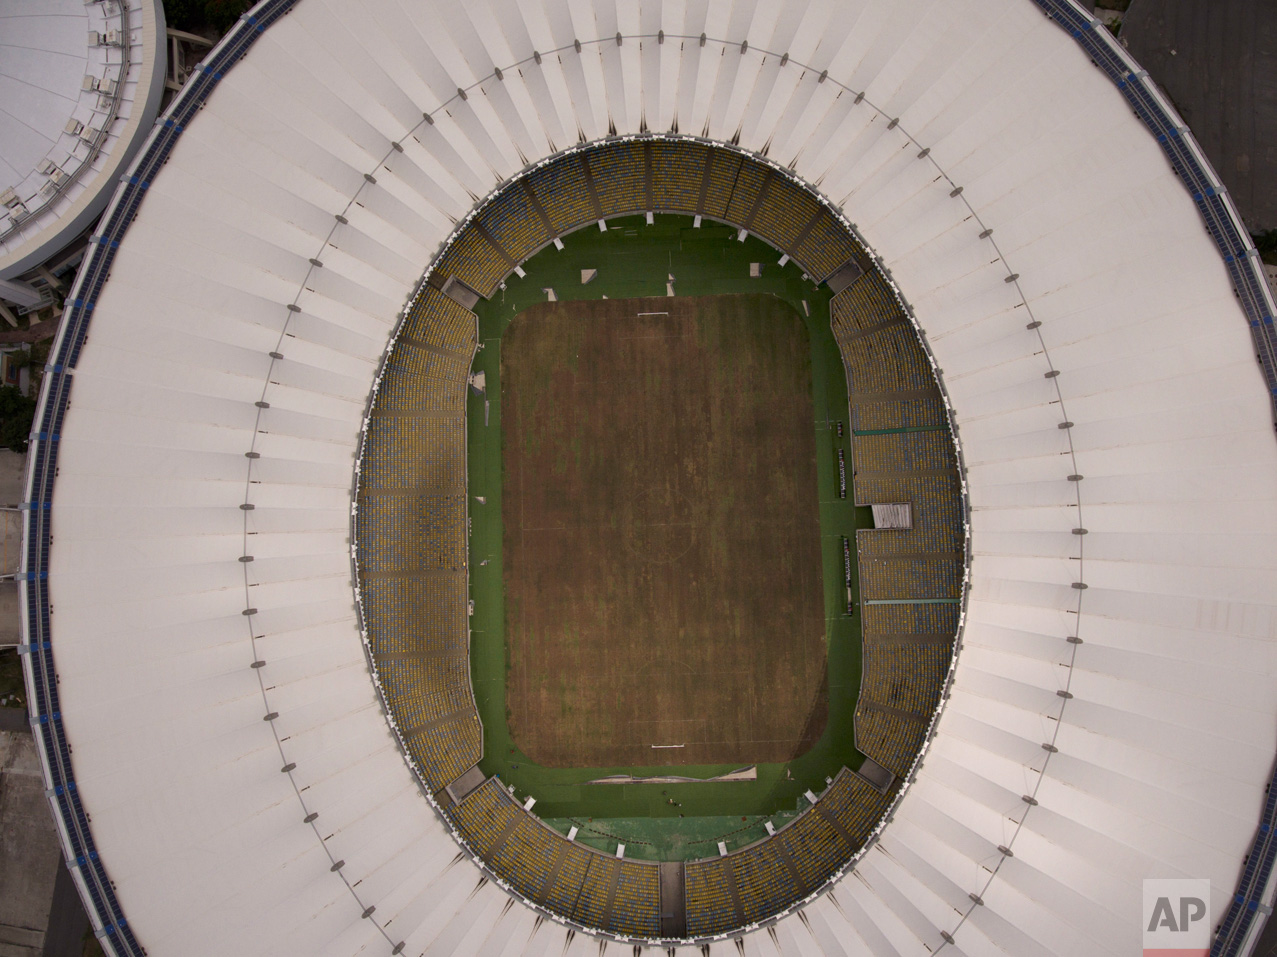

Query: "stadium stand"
(526, 157), (598, 234)
(572, 856), (617, 928)
(701, 149), (745, 220)
(544, 842), (593, 914)
(852, 430), (956, 475)
(724, 159), (768, 225)
(449, 781), (667, 941)
(610, 863), (662, 938)
(449, 778), (522, 855)
(401, 286), (478, 353)
(359, 418), (466, 491)
(378, 657), (474, 725)
(794, 212), (859, 281)
(861, 602), (961, 640)
(858, 642), (951, 716)
(839, 324), (936, 395)
(830, 272), (906, 333)
(682, 769), (898, 935)
(750, 173), (819, 250)
(684, 857), (740, 936)
(850, 396), (947, 431)
(730, 839), (801, 925)
(651, 141), (707, 212)
(816, 769), (897, 845)
(832, 255), (964, 779)
(775, 808), (850, 891)
(590, 141), (647, 216)
(434, 227), (508, 299)
(360, 576), (467, 655)
(408, 712), (484, 791)
(478, 182), (550, 265)
(356, 493), (466, 574)
(492, 817), (561, 899)
(852, 708), (929, 778)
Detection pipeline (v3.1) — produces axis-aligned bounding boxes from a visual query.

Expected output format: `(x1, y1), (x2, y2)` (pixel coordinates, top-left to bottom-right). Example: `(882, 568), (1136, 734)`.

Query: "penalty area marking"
(651, 743), (686, 749)
(637, 311), (670, 316)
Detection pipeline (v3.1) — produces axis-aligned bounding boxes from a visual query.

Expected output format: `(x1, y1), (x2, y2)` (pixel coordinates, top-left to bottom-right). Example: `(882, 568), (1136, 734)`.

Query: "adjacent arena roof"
(20, 0), (1277, 954)
(0, 0), (166, 280)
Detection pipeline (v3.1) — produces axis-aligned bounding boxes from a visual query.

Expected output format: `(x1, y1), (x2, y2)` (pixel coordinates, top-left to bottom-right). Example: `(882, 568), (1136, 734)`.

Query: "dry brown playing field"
(501, 293), (826, 768)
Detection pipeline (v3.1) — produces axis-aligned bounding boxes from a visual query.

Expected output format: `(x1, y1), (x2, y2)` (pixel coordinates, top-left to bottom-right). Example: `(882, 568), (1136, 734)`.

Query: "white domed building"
(19, 0), (1277, 955)
(0, 0), (166, 291)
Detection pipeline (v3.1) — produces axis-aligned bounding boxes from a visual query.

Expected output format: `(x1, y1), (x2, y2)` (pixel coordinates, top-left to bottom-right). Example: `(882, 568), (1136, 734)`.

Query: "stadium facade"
(18, 0), (1277, 954)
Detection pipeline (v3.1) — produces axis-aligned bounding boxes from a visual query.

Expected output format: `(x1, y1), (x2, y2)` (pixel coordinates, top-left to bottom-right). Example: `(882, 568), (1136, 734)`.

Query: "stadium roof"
(21, 0), (1277, 954)
(0, 0), (165, 281)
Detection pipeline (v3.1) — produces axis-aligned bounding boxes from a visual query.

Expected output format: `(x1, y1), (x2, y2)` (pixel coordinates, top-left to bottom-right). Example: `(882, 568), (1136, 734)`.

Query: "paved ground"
(39, 866), (88, 957)
(0, 731), (61, 956)
(1123, 0), (1277, 230)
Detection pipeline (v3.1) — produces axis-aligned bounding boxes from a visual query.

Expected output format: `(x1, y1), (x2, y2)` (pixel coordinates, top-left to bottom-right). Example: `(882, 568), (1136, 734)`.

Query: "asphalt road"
(1123, 0), (1277, 230)
(41, 863), (89, 957)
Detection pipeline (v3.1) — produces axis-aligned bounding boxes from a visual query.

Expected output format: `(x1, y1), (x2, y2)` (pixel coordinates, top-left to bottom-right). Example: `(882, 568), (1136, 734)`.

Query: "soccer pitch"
(465, 214), (874, 860)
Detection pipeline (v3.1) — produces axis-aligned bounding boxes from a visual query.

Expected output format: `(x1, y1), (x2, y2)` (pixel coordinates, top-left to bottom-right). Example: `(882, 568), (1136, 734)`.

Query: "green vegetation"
(0, 648), (23, 708)
(162, 0), (251, 33)
(465, 214), (874, 859)
(1254, 229), (1277, 267)
(0, 385), (35, 453)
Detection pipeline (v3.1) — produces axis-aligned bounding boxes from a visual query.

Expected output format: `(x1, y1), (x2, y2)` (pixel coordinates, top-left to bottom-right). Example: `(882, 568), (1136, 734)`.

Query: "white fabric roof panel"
(24, 0), (1277, 954)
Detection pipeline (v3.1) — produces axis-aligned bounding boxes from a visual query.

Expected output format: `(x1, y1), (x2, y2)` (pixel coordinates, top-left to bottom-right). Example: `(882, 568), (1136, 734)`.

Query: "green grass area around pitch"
(465, 214), (874, 856)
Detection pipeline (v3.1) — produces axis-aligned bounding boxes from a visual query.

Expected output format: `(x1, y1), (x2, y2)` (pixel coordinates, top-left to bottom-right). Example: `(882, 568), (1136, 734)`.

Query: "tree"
(0, 385), (36, 453)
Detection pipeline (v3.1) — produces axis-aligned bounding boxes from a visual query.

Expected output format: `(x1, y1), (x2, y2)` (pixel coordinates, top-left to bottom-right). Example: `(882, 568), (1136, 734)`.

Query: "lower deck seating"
(651, 141), (707, 211)
(817, 769), (897, 845)
(850, 396), (947, 431)
(356, 492), (466, 573)
(448, 777), (521, 854)
(435, 227), (508, 298)
(572, 855), (617, 927)
(731, 840), (801, 924)
(611, 862), (661, 938)
(685, 857), (738, 936)
(527, 158), (597, 234)
(590, 142), (647, 216)
(401, 286), (477, 353)
(854, 708), (928, 777)
(378, 656), (474, 726)
(856, 552), (963, 601)
(385, 340), (472, 382)
(374, 367), (468, 413)
(775, 808), (850, 890)
(358, 417), (465, 490)
(750, 173), (819, 249)
(479, 182), (548, 264)
(544, 842), (592, 912)
(724, 159), (768, 224)
(702, 149), (744, 220)
(852, 429), (956, 475)
(795, 212), (859, 281)
(408, 710), (482, 791)
(492, 817), (560, 898)
(862, 601), (961, 638)
(858, 642), (951, 715)
(832, 272), (905, 334)
(360, 574), (467, 655)
(839, 323), (936, 395)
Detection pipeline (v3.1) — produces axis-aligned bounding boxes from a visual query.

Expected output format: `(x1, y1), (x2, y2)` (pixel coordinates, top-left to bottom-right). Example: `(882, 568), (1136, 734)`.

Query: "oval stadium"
(17, 0), (1277, 955)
